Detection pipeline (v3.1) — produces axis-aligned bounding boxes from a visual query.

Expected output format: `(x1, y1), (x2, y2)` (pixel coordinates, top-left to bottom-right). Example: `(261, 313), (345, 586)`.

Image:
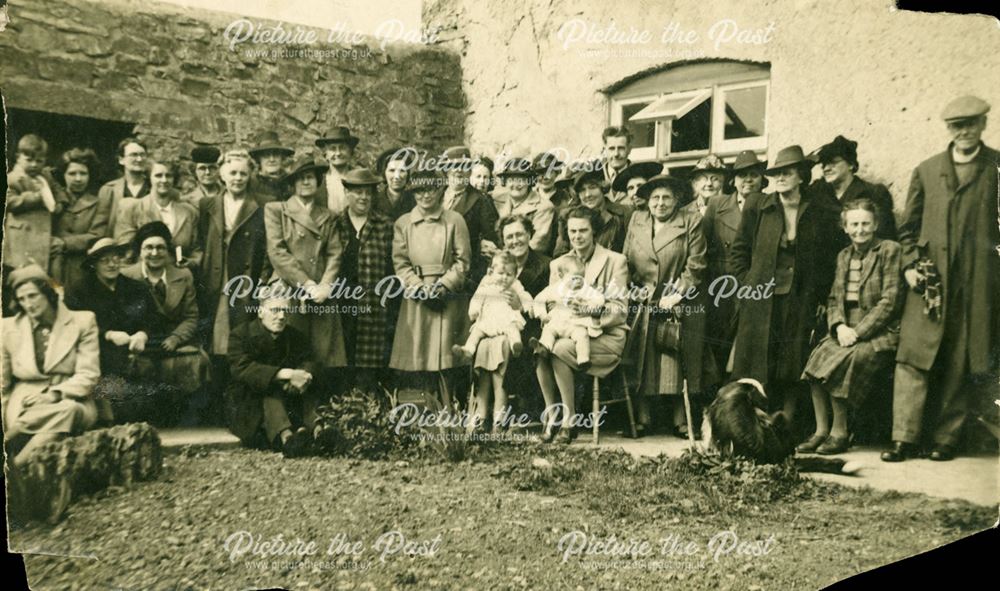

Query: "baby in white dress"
(452, 252), (533, 360)
(530, 256), (605, 367)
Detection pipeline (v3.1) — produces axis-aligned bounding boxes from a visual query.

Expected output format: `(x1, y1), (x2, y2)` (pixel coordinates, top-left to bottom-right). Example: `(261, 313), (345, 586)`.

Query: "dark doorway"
(5, 107), (135, 186)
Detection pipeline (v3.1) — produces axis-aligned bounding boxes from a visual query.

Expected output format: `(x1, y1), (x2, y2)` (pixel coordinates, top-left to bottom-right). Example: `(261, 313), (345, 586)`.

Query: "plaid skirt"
(802, 307), (894, 407)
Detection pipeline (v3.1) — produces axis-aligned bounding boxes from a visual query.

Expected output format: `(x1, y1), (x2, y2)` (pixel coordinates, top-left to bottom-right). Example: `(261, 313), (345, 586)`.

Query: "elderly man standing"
(316, 126), (360, 217)
(882, 95), (1000, 462)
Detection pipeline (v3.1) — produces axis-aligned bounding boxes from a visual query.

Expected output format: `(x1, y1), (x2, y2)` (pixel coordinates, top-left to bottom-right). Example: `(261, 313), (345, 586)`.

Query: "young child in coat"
(529, 256), (605, 367)
(452, 251), (533, 361)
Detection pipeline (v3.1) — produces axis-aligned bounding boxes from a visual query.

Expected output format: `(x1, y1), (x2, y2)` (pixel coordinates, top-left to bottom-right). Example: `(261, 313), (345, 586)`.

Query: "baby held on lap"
(530, 257), (604, 368)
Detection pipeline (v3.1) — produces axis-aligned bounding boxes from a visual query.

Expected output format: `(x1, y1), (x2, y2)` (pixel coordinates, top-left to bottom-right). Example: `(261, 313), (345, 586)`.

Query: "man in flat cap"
(182, 144), (223, 207)
(883, 95), (1000, 462)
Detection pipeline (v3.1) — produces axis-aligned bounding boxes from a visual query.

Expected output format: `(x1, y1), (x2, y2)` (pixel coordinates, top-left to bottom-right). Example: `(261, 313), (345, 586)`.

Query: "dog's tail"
(793, 456), (862, 475)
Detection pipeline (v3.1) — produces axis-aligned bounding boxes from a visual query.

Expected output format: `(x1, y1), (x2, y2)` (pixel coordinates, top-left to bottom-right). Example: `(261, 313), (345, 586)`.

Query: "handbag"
(655, 312), (682, 354)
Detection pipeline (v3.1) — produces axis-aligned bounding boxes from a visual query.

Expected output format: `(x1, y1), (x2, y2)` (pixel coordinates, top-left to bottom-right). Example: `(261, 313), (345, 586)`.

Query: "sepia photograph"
(1, 0), (998, 588)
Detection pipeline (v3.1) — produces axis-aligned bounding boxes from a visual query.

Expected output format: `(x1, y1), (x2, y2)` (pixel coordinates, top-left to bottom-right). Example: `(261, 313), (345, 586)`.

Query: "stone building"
(1, 0), (464, 179)
(424, 0), (999, 209)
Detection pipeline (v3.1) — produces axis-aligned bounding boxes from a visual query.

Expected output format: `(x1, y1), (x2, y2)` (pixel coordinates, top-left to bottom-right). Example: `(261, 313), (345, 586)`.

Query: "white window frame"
(609, 73), (770, 164)
(611, 95), (659, 162)
(712, 79), (770, 153)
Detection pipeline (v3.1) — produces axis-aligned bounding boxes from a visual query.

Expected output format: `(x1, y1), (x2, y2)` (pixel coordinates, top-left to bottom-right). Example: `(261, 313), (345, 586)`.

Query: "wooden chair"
(587, 364), (637, 444)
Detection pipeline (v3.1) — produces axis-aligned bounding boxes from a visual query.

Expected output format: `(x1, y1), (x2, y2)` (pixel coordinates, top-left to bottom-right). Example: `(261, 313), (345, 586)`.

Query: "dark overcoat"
(197, 193), (271, 336)
(726, 188), (847, 384)
(225, 319), (317, 444)
(810, 176), (898, 239)
(895, 143), (1000, 373)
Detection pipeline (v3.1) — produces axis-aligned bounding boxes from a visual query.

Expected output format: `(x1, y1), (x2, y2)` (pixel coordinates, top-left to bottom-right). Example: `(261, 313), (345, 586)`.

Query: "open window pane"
(723, 85), (766, 140)
(621, 102), (655, 149)
(670, 97), (712, 153)
(629, 89), (711, 122)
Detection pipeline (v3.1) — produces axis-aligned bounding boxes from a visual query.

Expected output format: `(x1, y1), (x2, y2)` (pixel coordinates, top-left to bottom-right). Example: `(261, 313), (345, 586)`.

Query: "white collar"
(951, 144), (981, 164)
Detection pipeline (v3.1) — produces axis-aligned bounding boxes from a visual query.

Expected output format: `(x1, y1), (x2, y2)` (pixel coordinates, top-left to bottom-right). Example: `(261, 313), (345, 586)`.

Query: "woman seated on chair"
(119, 221), (208, 424)
(3, 265), (100, 467)
(622, 175), (717, 439)
(533, 206), (629, 444)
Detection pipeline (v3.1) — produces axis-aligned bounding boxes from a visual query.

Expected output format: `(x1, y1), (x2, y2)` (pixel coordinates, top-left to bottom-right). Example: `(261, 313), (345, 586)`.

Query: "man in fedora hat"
(809, 135), (897, 240)
(496, 157), (556, 255)
(610, 161), (663, 209)
(440, 145), (500, 284)
(182, 143), (223, 206)
(883, 95), (1000, 462)
(315, 126), (360, 216)
(248, 130), (295, 204)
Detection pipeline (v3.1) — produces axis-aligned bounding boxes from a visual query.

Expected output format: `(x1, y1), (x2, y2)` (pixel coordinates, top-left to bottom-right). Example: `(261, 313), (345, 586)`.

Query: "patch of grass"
(933, 502), (997, 532)
(313, 388), (411, 460)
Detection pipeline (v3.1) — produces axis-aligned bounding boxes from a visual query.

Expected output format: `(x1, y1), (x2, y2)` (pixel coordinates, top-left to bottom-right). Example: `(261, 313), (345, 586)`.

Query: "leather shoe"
(796, 433), (828, 453)
(929, 444), (955, 461)
(281, 427), (312, 458)
(816, 435), (850, 455)
(880, 441), (917, 462)
(554, 428), (578, 445)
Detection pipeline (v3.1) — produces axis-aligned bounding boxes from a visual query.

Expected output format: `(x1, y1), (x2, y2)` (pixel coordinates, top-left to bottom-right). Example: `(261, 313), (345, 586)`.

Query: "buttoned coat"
(2, 304), (100, 434)
(701, 192), (743, 360)
(197, 193), (271, 335)
(623, 209), (714, 393)
(332, 211), (395, 368)
(389, 207), (471, 371)
(825, 239), (904, 350)
(895, 143), (1000, 373)
(4, 167), (66, 271)
(55, 191), (112, 288)
(225, 318), (317, 444)
(98, 176), (149, 239)
(727, 188), (847, 384)
(263, 196), (347, 367)
(114, 194), (201, 265)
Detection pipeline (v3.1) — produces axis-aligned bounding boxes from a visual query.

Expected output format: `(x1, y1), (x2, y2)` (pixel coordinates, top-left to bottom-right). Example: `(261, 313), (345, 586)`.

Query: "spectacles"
(142, 244), (168, 251)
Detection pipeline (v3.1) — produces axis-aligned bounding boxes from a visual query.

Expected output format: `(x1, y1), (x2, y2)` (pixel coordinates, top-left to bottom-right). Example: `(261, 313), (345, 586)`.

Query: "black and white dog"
(703, 379), (860, 475)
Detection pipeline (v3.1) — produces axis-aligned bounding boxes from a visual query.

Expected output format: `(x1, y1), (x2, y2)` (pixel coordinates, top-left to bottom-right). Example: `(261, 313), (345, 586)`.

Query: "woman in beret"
(3, 265), (100, 467)
(120, 221), (208, 424)
(54, 148), (112, 290)
(623, 175), (716, 437)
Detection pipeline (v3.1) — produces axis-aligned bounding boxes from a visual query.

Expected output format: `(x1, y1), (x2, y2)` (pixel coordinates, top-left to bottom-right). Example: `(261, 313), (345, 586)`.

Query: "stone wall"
(424, 0), (1000, 207)
(1, 0), (465, 167)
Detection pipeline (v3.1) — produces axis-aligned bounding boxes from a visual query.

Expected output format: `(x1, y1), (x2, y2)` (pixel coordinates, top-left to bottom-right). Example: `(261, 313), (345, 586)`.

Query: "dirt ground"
(10, 442), (994, 590)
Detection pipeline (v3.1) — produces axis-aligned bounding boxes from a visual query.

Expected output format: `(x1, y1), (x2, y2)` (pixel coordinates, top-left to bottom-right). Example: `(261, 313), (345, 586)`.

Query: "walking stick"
(679, 321), (696, 449)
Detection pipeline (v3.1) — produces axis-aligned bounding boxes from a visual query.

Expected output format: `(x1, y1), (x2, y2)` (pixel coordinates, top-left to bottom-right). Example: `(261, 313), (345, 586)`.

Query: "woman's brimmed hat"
(636, 174), (693, 205)
(689, 154), (728, 178)
(731, 150), (766, 172)
(611, 161), (664, 193)
(497, 157), (536, 178)
(84, 237), (126, 268)
(314, 126), (360, 149)
(191, 144), (221, 165)
(281, 154), (330, 184)
(764, 145), (811, 175)
(249, 131), (295, 159)
(572, 168), (607, 194)
(340, 168), (381, 188)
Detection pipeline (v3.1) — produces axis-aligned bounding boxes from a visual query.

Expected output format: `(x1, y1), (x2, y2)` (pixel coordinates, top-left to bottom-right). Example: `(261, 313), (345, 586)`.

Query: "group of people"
(2, 94), (996, 464)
